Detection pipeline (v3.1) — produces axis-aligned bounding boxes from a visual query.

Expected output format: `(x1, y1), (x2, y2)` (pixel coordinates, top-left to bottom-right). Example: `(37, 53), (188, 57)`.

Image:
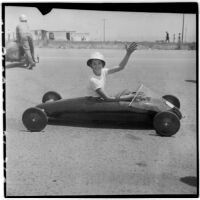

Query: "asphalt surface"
(5, 48), (197, 196)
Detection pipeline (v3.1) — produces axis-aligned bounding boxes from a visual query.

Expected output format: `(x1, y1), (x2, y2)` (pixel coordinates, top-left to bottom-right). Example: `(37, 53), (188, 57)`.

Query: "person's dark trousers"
(28, 36), (35, 62)
(21, 37), (35, 66)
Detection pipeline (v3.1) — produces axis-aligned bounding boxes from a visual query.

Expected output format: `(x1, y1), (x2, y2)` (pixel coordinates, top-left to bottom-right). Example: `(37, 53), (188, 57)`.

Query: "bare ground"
(5, 49), (197, 196)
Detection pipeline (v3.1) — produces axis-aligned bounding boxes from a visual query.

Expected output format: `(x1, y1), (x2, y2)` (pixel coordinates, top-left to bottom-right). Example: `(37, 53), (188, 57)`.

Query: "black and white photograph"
(2, 2), (198, 197)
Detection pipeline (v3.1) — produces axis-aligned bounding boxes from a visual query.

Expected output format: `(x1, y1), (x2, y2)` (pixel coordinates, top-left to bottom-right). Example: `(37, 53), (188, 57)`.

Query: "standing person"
(86, 42), (141, 101)
(177, 33), (182, 49)
(165, 32), (170, 43)
(178, 33), (181, 43)
(16, 14), (36, 69)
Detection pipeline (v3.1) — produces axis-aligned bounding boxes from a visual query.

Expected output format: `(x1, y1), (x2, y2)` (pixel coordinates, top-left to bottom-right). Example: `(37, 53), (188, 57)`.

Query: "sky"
(5, 6), (196, 42)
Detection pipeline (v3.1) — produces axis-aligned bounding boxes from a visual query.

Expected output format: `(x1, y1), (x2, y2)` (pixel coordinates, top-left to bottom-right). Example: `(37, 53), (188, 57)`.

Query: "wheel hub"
(164, 122), (169, 126)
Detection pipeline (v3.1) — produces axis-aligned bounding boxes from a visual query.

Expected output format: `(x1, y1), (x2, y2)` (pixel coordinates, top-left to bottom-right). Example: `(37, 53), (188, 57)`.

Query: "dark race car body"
(22, 85), (182, 137)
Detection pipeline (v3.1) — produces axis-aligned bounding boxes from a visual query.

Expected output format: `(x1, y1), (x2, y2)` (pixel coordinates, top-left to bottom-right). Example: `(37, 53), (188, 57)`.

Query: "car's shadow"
(180, 176), (197, 187)
(48, 118), (153, 130)
(6, 62), (28, 69)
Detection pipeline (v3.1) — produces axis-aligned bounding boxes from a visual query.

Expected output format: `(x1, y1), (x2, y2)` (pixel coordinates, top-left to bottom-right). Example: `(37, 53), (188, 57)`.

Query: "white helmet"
(19, 14), (27, 22)
(87, 52), (106, 67)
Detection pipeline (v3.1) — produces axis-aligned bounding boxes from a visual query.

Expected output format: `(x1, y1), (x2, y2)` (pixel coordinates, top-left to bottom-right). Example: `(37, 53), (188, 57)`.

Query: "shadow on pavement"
(6, 62), (27, 69)
(20, 130), (45, 133)
(180, 176), (197, 187)
(125, 133), (143, 141)
(48, 118), (153, 130)
(185, 80), (196, 83)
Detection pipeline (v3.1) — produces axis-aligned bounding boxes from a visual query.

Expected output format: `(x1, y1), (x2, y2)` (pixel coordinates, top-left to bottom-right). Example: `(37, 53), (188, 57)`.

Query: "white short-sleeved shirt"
(87, 68), (109, 97)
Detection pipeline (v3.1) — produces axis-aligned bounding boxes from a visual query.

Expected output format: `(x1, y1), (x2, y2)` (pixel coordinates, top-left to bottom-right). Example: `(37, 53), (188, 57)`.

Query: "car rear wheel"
(153, 111), (180, 137)
(170, 107), (182, 119)
(22, 107), (48, 132)
(42, 91), (62, 103)
(162, 95), (180, 109)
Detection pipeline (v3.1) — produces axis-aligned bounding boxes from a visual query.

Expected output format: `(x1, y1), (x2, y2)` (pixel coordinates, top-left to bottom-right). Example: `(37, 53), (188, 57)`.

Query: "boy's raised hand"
(125, 42), (137, 54)
(108, 42), (137, 74)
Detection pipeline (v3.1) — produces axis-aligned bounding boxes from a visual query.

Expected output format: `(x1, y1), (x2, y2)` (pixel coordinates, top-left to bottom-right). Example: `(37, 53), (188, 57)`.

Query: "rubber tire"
(170, 107), (182, 119)
(153, 111), (180, 137)
(42, 91), (62, 103)
(22, 107), (48, 132)
(162, 95), (180, 109)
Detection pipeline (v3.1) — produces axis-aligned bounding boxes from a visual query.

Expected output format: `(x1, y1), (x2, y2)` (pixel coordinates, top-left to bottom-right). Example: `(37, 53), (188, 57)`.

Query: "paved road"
(5, 48), (197, 196)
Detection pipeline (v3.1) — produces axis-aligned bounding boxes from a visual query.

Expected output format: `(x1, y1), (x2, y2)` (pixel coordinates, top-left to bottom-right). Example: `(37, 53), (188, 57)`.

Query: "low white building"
(31, 30), (48, 41)
(47, 31), (76, 41)
(71, 32), (90, 41)
(5, 29), (90, 42)
(46, 31), (90, 41)
(5, 30), (16, 41)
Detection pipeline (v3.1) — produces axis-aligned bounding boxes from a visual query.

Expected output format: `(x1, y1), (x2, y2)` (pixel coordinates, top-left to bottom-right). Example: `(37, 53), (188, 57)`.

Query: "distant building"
(31, 30), (48, 41)
(71, 32), (90, 41)
(38, 30), (90, 41)
(5, 29), (90, 42)
(46, 31), (76, 41)
(5, 30), (16, 41)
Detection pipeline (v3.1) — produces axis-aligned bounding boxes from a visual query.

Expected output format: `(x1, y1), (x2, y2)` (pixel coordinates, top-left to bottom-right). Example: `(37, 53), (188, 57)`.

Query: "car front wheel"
(162, 95), (180, 109)
(153, 111), (180, 137)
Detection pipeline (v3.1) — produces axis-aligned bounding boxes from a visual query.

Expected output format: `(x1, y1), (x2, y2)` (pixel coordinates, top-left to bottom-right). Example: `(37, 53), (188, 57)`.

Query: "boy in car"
(86, 42), (139, 101)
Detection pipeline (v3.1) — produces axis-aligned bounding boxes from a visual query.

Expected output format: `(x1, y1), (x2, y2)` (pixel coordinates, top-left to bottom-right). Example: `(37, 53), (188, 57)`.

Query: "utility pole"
(182, 14), (185, 43)
(185, 27), (187, 43)
(103, 19), (105, 42)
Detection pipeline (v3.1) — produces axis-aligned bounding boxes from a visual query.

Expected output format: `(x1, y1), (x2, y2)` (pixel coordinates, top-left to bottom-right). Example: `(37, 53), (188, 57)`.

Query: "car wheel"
(22, 107), (48, 132)
(153, 111), (180, 137)
(170, 107), (182, 119)
(162, 95), (180, 109)
(42, 91), (62, 103)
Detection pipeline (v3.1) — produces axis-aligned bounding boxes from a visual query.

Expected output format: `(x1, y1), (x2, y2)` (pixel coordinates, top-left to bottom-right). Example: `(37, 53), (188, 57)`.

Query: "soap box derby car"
(5, 41), (39, 67)
(22, 84), (182, 137)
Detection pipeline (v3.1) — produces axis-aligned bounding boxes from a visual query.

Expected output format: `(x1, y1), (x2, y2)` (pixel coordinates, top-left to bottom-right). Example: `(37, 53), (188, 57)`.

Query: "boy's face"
(90, 59), (103, 76)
